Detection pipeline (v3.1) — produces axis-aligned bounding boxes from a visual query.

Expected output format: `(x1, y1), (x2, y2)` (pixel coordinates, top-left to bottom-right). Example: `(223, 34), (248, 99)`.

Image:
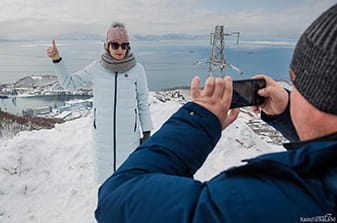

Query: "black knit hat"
(290, 4), (337, 115)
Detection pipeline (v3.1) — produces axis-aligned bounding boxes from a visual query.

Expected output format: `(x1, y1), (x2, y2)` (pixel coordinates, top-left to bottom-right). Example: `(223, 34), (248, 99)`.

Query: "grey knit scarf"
(99, 50), (136, 73)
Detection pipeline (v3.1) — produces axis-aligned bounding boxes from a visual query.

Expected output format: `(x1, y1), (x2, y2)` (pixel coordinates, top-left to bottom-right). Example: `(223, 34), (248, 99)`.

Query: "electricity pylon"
(208, 25), (240, 77)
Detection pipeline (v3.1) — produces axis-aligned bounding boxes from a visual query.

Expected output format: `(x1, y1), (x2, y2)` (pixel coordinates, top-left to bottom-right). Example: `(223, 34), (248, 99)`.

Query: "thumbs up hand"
(46, 40), (61, 60)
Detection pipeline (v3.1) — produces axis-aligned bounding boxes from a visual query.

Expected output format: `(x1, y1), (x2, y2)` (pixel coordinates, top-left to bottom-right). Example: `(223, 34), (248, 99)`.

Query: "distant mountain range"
(0, 38), (24, 42)
(0, 75), (92, 96)
(0, 33), (209, 42)
(132, 34), (208, 41)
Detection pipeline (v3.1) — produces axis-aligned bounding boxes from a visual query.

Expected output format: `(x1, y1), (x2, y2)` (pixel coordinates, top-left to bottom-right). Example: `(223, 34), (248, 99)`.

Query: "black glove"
(140, 131), (151, 144)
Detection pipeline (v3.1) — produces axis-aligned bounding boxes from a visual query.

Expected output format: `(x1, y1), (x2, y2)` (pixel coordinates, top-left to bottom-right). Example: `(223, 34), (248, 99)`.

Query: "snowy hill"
(0, 94), (285, 222)
(1, 75), (92, 96)
(14, 75), (60, 90)
(0, 111), (64, 138)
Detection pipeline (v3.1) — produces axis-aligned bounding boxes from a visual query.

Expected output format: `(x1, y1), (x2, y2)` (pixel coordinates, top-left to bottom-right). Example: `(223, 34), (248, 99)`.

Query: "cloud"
(0, 0), (335, 40)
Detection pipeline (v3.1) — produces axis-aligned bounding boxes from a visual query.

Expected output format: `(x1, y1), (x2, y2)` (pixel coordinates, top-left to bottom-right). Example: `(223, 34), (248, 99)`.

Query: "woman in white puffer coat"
(47, 23), (153, 184)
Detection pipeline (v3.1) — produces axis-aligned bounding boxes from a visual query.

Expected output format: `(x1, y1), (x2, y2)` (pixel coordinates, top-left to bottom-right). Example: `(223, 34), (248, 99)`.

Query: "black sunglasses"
(109, 42), (130, 50)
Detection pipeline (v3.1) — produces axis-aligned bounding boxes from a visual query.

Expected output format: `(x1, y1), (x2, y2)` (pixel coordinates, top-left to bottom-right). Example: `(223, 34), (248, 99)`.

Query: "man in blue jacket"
(95, 4), (337, 223)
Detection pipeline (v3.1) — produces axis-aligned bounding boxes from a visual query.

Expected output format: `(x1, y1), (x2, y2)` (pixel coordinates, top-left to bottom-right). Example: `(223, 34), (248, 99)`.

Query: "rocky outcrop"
(0, 110), (64, 137)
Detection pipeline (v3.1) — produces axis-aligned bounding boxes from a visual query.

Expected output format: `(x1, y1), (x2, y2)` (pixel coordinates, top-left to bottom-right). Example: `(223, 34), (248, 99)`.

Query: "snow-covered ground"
(0, 93), (285, 223)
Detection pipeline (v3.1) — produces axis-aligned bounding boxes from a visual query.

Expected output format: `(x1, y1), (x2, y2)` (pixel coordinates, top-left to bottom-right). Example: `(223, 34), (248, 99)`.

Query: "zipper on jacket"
(93, 108), (96, 129)
(113, 72), (118, 171)
(134, 109), (137, 132)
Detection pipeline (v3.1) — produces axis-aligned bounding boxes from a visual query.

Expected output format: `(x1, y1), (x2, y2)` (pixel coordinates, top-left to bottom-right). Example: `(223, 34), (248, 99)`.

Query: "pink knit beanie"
(105, 22), (129, 49)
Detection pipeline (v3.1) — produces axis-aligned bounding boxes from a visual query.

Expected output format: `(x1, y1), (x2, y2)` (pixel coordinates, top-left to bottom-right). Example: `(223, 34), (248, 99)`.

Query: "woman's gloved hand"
(140, 131), (151, 144)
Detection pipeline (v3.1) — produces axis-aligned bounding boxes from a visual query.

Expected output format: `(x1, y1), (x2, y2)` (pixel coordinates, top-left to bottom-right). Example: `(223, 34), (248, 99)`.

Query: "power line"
(208, 25), (241, 77)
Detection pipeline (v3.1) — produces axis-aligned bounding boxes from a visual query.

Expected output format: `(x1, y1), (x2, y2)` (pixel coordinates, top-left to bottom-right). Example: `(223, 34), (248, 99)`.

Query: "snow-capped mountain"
(1, 75), (92, 96)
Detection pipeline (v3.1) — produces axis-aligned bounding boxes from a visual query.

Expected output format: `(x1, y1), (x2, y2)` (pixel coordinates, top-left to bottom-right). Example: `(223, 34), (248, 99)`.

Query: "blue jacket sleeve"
(95, 102), (222, 222)
(261, 90), (299, 141)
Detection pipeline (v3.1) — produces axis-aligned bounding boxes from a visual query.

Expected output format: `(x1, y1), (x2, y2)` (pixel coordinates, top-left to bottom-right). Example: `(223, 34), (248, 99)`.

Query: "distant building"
(56, 105), (72, 113)
(33, 106), (52, 116)
(22, 99), (93, 120)
(22, 108), (34, 116)
(23, 106), (52, 116)
(66, 100), (93, 109)
(54, 111), (73, 120)
(0, 94), (9, 98)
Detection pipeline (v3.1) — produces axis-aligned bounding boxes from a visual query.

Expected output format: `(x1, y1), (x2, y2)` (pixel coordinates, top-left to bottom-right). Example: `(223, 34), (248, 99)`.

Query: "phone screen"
(230, 78), (266, 109)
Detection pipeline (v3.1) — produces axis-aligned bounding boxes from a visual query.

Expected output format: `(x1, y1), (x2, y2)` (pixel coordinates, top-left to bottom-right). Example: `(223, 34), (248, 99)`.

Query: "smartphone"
(230, 78), (266, 109)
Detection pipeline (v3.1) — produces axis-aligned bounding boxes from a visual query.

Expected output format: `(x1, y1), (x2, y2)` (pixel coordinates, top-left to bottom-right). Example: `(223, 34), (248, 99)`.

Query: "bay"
(0, 39), (295, 115)
(0, 95), (91, 115)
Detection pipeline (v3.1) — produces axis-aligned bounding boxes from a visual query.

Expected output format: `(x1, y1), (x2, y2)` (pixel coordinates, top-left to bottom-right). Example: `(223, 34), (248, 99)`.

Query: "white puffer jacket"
(52, 59), (153, 184)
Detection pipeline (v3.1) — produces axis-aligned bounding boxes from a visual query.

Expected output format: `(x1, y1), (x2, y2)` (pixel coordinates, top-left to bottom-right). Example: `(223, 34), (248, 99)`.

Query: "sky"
(0, 0), (336, 40)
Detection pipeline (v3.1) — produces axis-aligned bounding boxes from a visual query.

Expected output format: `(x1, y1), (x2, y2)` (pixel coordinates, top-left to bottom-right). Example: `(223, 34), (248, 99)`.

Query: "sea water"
(0, 39), (295, 114)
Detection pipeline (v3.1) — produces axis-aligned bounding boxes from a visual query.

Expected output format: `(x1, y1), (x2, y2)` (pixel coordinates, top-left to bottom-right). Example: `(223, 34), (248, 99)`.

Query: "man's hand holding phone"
(191, 76), (240, 130)
(230, 78), (266, 109)
(190, 74), (288, 130)
(252, 75), (289, 116)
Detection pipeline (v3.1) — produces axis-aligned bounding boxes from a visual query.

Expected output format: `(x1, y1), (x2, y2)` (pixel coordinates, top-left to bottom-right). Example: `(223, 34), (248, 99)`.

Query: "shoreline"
(1, 87), (288, 146)
(2, 93), (93, 98)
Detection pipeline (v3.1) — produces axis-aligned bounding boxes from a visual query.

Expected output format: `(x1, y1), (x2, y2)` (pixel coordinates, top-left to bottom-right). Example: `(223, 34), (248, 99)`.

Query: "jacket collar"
(324, 168), (337, 197)
(226, 139), (337, 208)
(228, 140), (337, 177)
(284, 131), (337, 150)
